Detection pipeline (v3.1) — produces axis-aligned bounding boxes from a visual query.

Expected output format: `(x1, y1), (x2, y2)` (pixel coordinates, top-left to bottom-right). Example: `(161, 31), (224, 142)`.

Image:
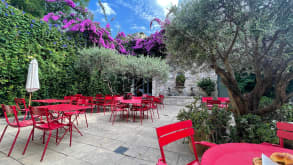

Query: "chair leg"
(109, 111), (113, 121)
(112, 111), (117, 125)
(32, 128), (34, 141)
(157, 107), (160, 119)
(23, 129), (34, 155)
(0, 125), (8, 144)
(69, 117), (72, 147)
(8, 128), (20, 157)
(43, 130), (45, 144)
(56, 129), (58, 144)
(40, 130), (52, 162)
(84, 112), (88, 128)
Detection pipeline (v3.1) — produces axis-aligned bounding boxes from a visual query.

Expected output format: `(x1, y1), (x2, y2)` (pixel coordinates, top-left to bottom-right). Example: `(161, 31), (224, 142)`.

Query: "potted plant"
(176, 74), (186, 87)
(197, 78), (215, 96)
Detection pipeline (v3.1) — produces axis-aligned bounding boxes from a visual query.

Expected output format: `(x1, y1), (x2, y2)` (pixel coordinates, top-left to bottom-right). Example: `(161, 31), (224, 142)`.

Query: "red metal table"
(120, 99), (142, 104)
(32, 99), (70, 104)
(37, 104), (91, 146)
(201, 143), (293, 165)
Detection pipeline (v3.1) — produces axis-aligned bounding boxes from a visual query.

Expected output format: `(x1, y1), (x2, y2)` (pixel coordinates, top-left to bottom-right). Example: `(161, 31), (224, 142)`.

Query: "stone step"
(163, 96), (195, 106)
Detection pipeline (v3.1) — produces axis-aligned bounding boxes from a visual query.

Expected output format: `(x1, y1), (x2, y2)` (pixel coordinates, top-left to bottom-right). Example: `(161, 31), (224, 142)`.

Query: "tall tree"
(165, 0), (293, 115)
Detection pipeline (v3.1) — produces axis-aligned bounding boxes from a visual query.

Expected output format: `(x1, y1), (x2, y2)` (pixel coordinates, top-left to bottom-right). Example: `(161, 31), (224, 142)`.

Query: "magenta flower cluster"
(43, 0), (130, 54)
(43, 1), (167, 56)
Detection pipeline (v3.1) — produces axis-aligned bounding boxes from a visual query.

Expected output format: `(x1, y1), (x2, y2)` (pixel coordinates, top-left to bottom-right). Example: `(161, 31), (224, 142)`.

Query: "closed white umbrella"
(26, 59), (40, 106)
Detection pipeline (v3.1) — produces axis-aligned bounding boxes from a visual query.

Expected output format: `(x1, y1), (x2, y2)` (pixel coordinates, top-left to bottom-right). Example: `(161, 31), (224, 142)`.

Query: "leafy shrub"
(233, 114), (278, 144)
(197, 78), (215, 96)
(177, 97), (232, 144)
(177, 97), (293, 144)
(176, 74), (185, 87)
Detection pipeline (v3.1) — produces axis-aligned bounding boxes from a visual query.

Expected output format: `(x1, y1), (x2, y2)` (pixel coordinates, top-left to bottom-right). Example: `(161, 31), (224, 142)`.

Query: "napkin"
(262, 154), (278, 165)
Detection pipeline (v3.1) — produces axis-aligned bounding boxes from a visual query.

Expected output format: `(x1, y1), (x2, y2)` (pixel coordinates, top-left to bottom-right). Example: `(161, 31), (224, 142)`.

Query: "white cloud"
(131, 24), (147, 31)
(116, 0), (163, 22)
(97, 2), (116, 15)
(156, 0), (178, 15)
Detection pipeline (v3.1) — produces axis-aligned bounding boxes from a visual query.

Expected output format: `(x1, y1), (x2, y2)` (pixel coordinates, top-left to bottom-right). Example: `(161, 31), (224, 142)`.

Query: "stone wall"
(152, 64), (217, 97)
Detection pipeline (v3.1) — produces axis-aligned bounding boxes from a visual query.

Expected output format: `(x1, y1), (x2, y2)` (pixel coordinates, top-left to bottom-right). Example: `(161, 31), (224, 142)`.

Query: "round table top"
(120, 99), (142, 104)
(201, 143), (293, 165)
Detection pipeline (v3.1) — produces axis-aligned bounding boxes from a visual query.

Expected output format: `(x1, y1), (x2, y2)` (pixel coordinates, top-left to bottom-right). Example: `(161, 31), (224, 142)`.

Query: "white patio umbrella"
(25, 59), (40, 106)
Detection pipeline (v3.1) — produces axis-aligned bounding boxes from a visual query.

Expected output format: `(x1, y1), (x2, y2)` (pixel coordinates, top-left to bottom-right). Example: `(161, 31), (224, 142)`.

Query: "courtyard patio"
(0, 105), (194, 165)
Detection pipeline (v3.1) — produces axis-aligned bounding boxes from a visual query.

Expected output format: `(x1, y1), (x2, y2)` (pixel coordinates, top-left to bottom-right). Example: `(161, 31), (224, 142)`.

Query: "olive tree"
(165, 0), (293, 115)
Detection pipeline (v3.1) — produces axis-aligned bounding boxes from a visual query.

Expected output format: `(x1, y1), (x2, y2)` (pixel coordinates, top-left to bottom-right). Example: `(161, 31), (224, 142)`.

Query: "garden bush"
(177, 97), (232, 144)
(177, 98), (293, 145)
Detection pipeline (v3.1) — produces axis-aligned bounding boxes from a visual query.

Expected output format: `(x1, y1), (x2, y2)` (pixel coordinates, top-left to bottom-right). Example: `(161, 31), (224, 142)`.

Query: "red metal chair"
(156, 120), (217, 165)
(14, 98), (30, 120)
(109, 98), (129, 125)
(201, 97), (213, 103)
(23, 106), (69, 161)
(158, 95), (165, 110)
(217, 97), (230, 108)
(131, 99), (153, 125)
(65, 98), (89, 128)
(156, 120), (200, 165)
(74, 94), (82, 97)
(262, 122), (293, 147)
(206, 100), (225, 110)
(95, 95), (104, 113)
(96, 94), (103, 97)
(100, 96), (113, 115)
(0, 104), (33, 157)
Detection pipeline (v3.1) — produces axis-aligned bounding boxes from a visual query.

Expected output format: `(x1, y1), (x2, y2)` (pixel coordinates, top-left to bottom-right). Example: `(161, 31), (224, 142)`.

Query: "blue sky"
(87, 0), (179, 37)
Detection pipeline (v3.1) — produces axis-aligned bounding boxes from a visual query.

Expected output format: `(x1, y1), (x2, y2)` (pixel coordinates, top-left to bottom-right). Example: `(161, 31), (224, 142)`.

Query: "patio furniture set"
(0, 93), (165, 162)
(155, 120), (293, 165)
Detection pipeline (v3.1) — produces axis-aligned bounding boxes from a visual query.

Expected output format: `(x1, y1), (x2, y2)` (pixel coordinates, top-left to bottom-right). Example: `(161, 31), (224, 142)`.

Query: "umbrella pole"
(29, 92), (32, 106)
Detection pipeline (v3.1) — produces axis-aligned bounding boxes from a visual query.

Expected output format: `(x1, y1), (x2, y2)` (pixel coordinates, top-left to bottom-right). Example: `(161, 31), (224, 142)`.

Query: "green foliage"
(259, 96), (273, 109)
(0, 2), (98, 112)
(7, 0), (90, 18)
(165, 0), (293, 115)
(177, 97), (232, 144)
(197, 78), (215, 96)
(177, 98), (293, 144)
(235, 73), (256, 94)
(175, 74), (185, 87)
(77, 47), (170, 82)
(8, 0), (46, 18)
(233, 114), (278, 144)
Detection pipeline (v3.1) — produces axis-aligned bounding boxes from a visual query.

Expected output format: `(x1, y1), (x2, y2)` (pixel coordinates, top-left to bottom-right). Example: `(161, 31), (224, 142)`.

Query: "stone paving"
(0, 105), (195, 165)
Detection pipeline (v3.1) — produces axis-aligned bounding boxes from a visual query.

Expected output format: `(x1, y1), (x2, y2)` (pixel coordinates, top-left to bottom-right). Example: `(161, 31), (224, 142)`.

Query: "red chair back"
(14, 98), (27, 110)
(96, 94), (103, 97)
(132, 96), (142, 100)
(70, 96), (79, 105)
(218, 97), (230, 103)
(29, 106), (53, 129)
(74, 94), (82, 97)
(277, 122), (293, 147)
(156, 120), (199, 164)
(14, 98), (29, 119)
(1, 104), (20, 127)
(64, 96), (71, 100)
(202, 97), (213, 103)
